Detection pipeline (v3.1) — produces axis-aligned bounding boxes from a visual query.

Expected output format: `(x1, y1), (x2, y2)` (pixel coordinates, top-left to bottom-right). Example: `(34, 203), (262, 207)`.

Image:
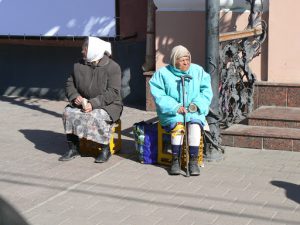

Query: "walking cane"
(181, 75), (192, 177)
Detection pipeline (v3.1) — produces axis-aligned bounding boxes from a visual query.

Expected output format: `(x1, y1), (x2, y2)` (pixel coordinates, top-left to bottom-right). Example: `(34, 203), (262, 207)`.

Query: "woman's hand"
(74, 96), (83, 106)
(177, 106), (187, 114)
(82, 103), (93, 113)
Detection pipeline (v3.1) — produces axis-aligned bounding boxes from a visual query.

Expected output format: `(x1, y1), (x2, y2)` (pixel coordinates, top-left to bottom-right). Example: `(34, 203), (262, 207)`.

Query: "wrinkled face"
(81, 41), (88, 60)
(175, 56), (190, 71)
(81, 46), (88, 60)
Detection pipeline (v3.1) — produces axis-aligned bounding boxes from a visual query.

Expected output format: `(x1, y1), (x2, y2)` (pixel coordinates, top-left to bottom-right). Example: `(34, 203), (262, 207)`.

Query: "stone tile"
(153, 218), (193, 225)
(258, 86), (287, 107)
(253, 85), (259, 110)
(247, 220), (273, 225)
(179, 211), (219, 225)
(293, 140), (300, 152)
(213, 215), (252, 225)
(249, 106), (300, 122)
(248, 119), (267, 126)
(263, 138), (293, 151)
(223, 189), (262, 204)
(251, 192), (290, 211)
(221, 135), (234, 146)
(238, 205), (277, 224)
(272, 211), (300, 225)
(267, 120), (288, 128)
(2, 98), (300, 225)
(121, 214), (161, 225)
(233, 136), (262, 149)
(288, 122), (300, 129)
(221, 124), (300, 139)
(287, 87), (300, 107)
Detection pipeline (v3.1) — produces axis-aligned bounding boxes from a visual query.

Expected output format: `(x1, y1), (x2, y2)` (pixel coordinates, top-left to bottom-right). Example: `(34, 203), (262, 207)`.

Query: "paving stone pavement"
(0, 96), (300, 225)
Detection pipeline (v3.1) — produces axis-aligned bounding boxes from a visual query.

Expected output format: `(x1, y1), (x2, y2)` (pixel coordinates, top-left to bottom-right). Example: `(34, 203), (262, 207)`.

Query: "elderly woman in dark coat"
(59, 36), (123, 163)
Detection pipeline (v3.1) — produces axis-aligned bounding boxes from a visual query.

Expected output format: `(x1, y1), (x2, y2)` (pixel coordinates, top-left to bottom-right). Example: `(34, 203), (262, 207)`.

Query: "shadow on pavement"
(120, 117), (158, 139)
(121, 126), (133, 139)
(271, 180), (300, 204)
(118, 136), (169, 174)
(119, 138), (135, 155)
(0, 196), (30, 225)
(0, 96), (62, 118)
(1, 175), (297, 224)
(18, 128), (152, 162)
(19, 129), (66, 156)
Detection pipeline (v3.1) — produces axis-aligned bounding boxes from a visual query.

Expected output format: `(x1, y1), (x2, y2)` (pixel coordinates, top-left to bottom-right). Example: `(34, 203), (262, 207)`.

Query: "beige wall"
(155, 10), (268, 81)
(155, 0), (300, 84)
(155, 11), (206, 69)
(219, 11), (268, 81)
(268, 0), (300, 83)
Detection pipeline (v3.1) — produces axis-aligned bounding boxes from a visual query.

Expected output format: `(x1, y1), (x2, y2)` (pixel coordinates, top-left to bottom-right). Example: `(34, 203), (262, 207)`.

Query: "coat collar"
(97, 55), (110, 67)
(83, 55), (110, 68)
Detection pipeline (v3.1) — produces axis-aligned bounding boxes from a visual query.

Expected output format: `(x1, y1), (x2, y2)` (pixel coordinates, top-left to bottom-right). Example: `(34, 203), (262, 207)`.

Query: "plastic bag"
(133, 121), (158, 164)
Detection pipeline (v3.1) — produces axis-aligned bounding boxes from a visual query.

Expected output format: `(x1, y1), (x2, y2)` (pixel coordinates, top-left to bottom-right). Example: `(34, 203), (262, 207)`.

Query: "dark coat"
(65, 55), (123, 122)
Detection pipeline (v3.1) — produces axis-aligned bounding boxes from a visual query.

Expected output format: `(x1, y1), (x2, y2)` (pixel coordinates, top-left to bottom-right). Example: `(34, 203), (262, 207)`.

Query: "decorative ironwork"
(219, 0), (267, 128)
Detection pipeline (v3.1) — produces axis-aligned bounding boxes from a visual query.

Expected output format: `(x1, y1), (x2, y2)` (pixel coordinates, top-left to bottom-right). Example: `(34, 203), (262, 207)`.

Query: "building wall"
(268, 0), (300, 83)
(0, 41), (146, 106)
(0, 0), (148, 108)
(155, 1), (269, 82)
(154, 0), (300, 85)
(0, 44), (80, 100)
(119, 0), (147, 41)
(155, 11), (206, 69)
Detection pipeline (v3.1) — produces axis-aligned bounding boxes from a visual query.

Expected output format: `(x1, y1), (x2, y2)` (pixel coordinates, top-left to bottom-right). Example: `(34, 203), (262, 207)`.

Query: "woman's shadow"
(271, 180), (300, 204)
(19, 129), (66, 156)
(19, 128), (142, 160)
(19, 126), (169, 174)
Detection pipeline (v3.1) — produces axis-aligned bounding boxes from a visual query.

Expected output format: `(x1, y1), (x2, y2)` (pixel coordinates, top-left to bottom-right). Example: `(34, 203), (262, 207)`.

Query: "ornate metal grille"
(219, 0), (267, 128)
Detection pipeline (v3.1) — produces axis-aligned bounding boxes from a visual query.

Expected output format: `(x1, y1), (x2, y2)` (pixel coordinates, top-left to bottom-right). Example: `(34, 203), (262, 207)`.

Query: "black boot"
(95, 144), (111, 163)
(189, 155), (200, 176)
(59, 141), (80, 161)
(169, 154), (181, 175)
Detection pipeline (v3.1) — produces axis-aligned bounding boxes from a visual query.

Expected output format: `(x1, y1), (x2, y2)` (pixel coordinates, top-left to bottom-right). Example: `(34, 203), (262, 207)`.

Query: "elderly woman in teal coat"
(149, 45), (213, 176)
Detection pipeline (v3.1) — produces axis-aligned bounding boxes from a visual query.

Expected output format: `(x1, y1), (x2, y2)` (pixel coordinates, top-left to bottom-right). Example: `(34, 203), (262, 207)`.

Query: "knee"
(170, 123), (185, 138)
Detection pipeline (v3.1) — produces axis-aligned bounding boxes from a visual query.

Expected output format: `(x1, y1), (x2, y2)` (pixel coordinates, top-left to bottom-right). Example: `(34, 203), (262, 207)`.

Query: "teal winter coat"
(149, 64), (213, 126)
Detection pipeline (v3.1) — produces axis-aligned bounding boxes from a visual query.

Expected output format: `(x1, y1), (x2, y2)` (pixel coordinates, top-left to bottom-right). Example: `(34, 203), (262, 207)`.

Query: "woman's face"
(81, 46), (88, 60)
(175, 56), (190, 71)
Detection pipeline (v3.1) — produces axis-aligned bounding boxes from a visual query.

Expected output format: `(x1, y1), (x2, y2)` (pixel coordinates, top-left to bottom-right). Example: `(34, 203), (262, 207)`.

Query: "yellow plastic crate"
(157, 123), (204, 167)
(79, 120), (122, 157)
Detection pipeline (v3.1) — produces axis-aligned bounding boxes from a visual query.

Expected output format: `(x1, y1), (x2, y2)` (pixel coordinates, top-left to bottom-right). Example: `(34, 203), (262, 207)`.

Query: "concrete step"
(248, 106), (300, 129)
(253, 81), (300, 109)
(221, 124), (300, 151)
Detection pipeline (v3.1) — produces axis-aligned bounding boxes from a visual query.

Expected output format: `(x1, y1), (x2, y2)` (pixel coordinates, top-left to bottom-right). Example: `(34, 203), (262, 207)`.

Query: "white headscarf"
(170, 45), (191, 67)
(86, 36), (112, 63)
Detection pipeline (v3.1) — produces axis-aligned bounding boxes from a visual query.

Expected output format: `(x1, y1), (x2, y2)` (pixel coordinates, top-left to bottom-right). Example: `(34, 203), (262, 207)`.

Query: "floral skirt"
(62, 106), (113, 144)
